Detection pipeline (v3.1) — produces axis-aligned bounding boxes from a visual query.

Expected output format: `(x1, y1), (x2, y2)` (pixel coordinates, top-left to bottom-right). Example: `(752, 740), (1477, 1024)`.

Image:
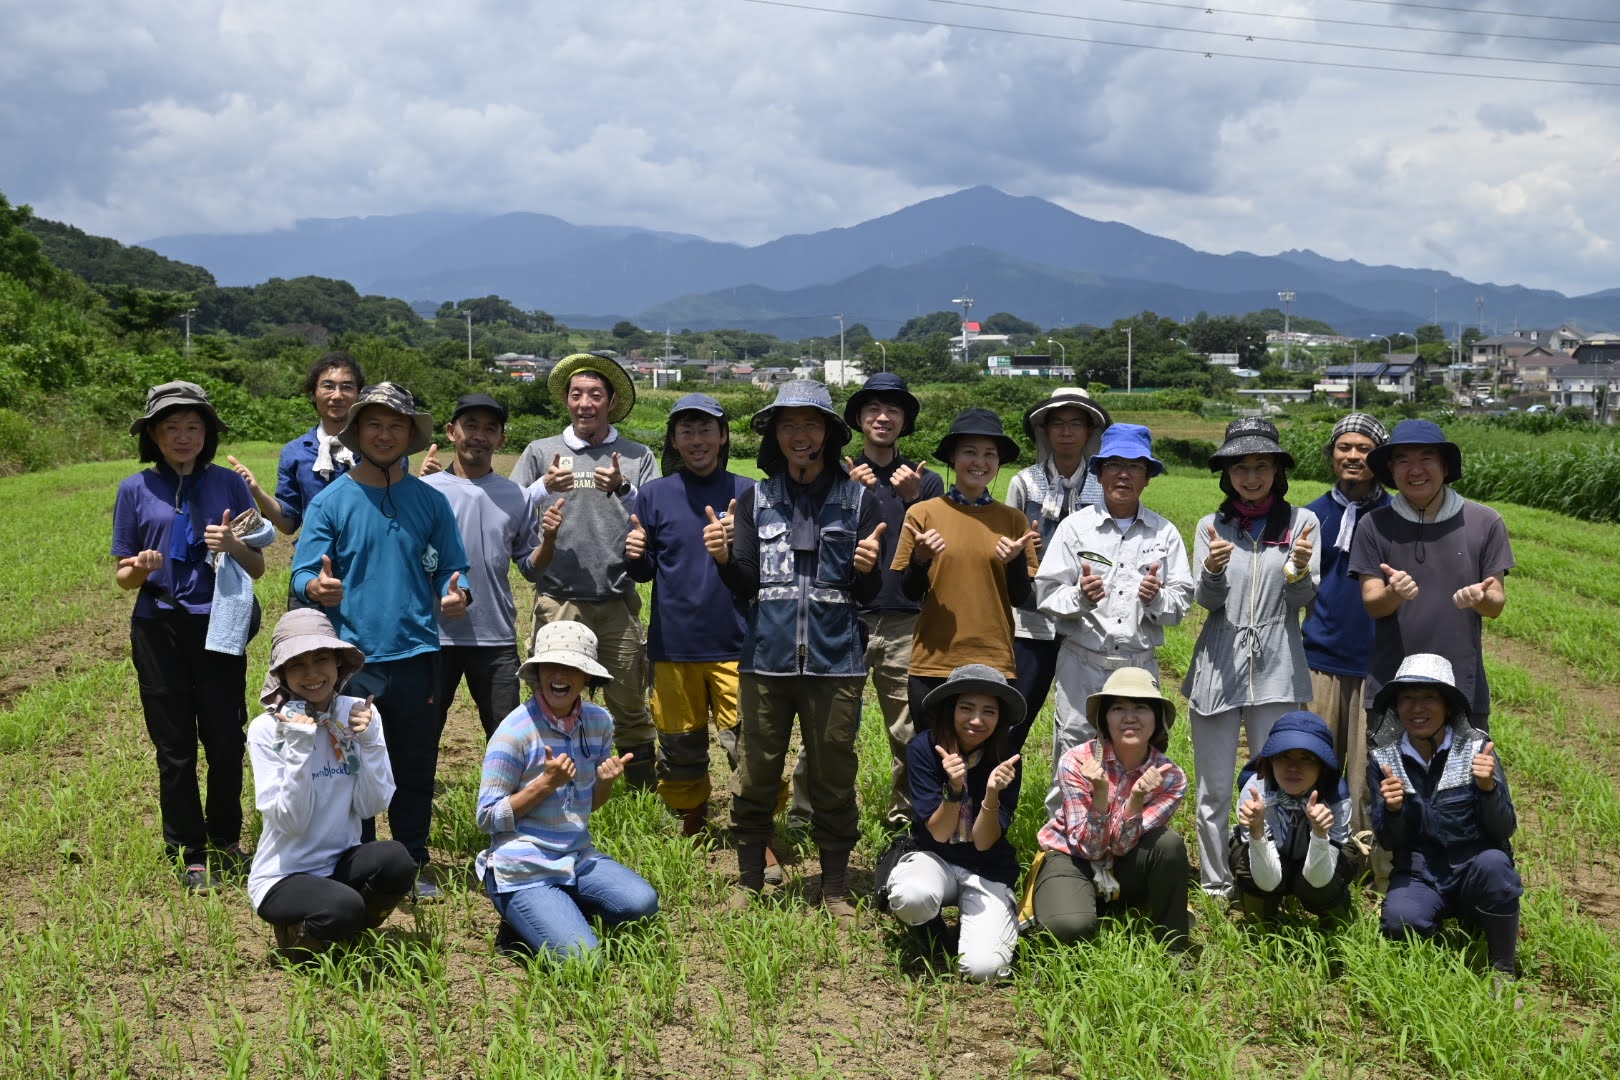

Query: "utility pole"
(876, 341), (887, 372)
(182, 308), (197, 359)
(1125, 326), (1134, 395)
(1278, 290), (1295, 370)
(953, 291), (974, 366)
(458, 310), (471, 363)
(835, 313), (845, 378)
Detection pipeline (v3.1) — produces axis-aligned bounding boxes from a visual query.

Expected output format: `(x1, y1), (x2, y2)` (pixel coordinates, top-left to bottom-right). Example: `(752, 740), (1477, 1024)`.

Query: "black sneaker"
(182, 864), (217, 893)
(217, 844), (251, 879)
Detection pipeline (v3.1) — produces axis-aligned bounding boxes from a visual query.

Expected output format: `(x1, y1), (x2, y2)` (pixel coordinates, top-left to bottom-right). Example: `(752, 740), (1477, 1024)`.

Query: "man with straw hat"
(290, 381), (471, 901)
(509, 352), (660, 788)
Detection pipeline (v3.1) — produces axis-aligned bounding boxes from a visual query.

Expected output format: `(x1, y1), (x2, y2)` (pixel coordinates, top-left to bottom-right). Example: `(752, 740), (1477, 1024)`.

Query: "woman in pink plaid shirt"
(1028, 666), (1191, 950)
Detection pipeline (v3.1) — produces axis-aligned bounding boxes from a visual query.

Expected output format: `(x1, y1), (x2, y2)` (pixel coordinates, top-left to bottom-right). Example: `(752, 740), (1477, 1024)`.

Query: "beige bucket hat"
(519, 621), (612, 688)
(1086, 666), (1176, 746)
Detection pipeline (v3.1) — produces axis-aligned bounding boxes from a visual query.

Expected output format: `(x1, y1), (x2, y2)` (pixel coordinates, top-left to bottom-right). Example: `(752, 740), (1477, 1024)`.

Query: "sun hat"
(259, 608), (365, 710)
(1323, 413), (1388, 456)
(842, 372), (920, 437)
(1369, 652), (1470, 722)
(1022, 387), (1110, 443)
(450, 392), (508, 426)
(1085, 666), (1177, 740)
(337, 382), (435, 457)
(750, 379), (852, 474)
(1366, 418), (1461, 488)
(921, 663), (1027, 733)
(663, 392), (730, 475)
(519, 621), (612, 689)
(1088, 422), (1164, 477)
(933, 407), (1021, 466)
(130, 381), (229, 435)
(1208, 416), (1294, 471)
(1252, 710), (1340, 775)
(549, 352), (636, 423)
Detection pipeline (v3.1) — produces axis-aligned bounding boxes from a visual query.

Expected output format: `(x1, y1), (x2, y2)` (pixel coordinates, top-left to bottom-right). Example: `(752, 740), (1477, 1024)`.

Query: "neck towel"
(312, 434), (356, 481)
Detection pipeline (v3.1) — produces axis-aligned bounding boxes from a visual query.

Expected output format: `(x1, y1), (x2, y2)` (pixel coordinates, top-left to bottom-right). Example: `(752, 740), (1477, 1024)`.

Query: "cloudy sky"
(6, 0), (1620, 295)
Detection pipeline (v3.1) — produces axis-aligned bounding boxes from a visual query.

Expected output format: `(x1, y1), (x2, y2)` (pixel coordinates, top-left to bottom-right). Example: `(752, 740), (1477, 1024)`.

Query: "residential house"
(1547, 362), (1620, 422)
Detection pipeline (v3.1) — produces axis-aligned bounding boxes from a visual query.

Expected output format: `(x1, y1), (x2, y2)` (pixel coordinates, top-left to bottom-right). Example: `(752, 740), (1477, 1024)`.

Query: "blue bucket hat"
(1088, 423), (1164, 477)
(1366, 418), (1462, 488)
(750, 379), (852, 475)
(842, 372), (920, 437)
(663, 392), (730, 475)
(1253, 710), (1340, 775)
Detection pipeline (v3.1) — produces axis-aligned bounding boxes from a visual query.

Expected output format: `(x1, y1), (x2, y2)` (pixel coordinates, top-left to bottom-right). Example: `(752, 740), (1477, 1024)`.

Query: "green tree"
(1415, 324), (1446, 345)
(896, 311), (960, 343)
(0, 192), (58, 292)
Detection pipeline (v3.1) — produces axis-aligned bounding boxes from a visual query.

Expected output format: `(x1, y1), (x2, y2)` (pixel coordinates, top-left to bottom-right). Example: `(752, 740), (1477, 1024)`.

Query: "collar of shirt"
(945, 485), (995, 507)
(529, 694), (582, 736)
(1400, 725), (1453, 767)
(562, 425), (619, 452)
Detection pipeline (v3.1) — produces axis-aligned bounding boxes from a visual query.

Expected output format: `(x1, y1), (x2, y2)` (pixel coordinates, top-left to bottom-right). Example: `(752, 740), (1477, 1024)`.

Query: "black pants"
(438, 644), (522, 740)
(130, 613), (248, 865)
(905, 674), (948, 737)
(1011, 636), (1060, 753)
(257, 841), (417, 941)
(349, 653), (443, 866)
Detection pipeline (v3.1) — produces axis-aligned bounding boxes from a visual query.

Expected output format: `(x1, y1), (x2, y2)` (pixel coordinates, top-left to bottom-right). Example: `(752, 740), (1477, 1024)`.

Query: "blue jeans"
(486, 858), (658, 957)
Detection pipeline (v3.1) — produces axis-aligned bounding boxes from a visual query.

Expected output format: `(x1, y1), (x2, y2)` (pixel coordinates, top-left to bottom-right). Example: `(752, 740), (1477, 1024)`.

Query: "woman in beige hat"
(1029, 666), (1190, 950)
(475, 621), (659, 959)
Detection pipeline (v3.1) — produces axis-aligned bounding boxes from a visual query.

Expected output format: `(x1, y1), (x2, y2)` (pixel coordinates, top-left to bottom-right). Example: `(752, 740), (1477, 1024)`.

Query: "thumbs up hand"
(203, 508), (238, 554)
(226, 455), (262, 493)
(846, 456), (877, 488)
(995, 527), (1040, 565)
(1291, 522), (1315, 572)
(543, 452), (574, 494)
(594, 451), (624, 493)
(1078, 560), (1106, 604)
(1453, 576), (1500, 612)
(309, 554), (345, 607)
(905, 522), (946, 564)
(702, 504), (732, 564)
(625, 513), (647, 560)
(1137, 561), (1162, 604)
(1204, 523), (1233, 575)
(854, 522), (887, 574)
(1303, 789), (1335, 838)
(541, 497), (566, 541)
(1380, 764), (1405, 812)
(890, 461), (924, 502)
(1381, 563), (1419, 601)
(348, 695), (376, 735)
(440, 570), (469, 619)
(1471, 741), (1499, 791)
(419, 442), (443, 476)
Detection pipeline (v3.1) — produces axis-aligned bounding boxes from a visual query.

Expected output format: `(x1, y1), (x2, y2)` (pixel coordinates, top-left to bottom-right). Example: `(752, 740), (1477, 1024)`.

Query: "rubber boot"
(679, 801), (709, 838)
(818, 848), (858, 925)
(273, 922), (330, 961)
(358, 886), (403, 931)
(1478, 905), (1520, 977)
(621, 742), (657, 792)
(727, 841), (767, 912)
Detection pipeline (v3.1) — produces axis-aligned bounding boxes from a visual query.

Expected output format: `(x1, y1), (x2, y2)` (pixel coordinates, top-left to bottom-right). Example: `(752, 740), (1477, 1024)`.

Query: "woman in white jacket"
(246, 608), (417, 956)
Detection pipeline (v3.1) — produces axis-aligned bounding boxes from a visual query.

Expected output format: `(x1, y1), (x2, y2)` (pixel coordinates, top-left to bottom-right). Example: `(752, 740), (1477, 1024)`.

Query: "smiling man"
(509, 353), (660, 788)
(1350, 419), (1514, 730)
(1301, 414), (1390, 835)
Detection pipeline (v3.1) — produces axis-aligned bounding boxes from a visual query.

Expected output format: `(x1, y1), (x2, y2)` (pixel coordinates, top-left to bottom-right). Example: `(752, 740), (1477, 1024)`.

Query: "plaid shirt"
(1038, 739), (1187, 865)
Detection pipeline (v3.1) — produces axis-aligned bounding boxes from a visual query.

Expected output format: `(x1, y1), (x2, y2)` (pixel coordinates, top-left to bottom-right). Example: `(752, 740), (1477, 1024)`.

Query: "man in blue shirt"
(291, 382), (471, 900)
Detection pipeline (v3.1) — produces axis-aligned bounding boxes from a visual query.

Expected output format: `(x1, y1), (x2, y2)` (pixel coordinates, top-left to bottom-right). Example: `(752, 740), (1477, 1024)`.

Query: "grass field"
(2, 443), (1618, 1078)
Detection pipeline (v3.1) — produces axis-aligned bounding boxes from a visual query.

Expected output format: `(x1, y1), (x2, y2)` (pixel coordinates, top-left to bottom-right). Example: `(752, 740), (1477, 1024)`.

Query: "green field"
(1, 446), (1617, 1078)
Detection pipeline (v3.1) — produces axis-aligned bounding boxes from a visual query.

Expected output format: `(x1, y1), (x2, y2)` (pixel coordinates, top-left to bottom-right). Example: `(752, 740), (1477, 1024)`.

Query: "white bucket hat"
(519, 621), (612, 689)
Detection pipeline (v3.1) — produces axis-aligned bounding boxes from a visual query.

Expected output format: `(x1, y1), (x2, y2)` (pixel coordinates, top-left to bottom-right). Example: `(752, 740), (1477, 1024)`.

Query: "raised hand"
(1304, 790), (1335, 838)
(530, 744), (576, 794)
(702, 503), (732, 564)
(225, 455), (262, 493)
(1291, 522), (1315, 571)
(309, 554), (345, 607)
(985, 753), (1021, 795)
(995, 528), (1041, 565)
(935, 744), (967, 794)
(203, 508), (236, 554)
(1137, 561), (1162, 604)
(905, 522), (946, 564)
(853, 522), (887, 574)
(1453, 576), (1499, 612)
(891, 461), (926, 502)
(440, 570), (469, 619)
(1128, 764), (1165, 809)
(625, 513), (647, 560)
(1240, 786), (1268, 835)
(1204, 523), (1233, 575)
(1380, 562), (1420, 601)
(1380, 764), (1405, 812)
(594, 451), (624, 493)
(1079, 752), (1111, 807)
(541, 498), (566, 540)
(597, 751), (634, 784)
(1026, 518), (1044, 556)
(1471, 741), (1498, 791)
(347, 695), (375, 735)
(419, 442), (443, 476)
(1078, 560), (1106, 604)
(845, 456), (877, 488)
(543, 452), (575, 494)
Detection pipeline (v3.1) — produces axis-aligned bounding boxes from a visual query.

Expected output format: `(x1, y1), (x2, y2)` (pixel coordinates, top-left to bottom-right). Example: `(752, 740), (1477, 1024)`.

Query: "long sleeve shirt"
(857, 453), (946, 615)
(1033, 504), (1193, 656)
(1369, 727), (1516, 889)
(1234, 773), (1350, 892)
(246, 694), (396, 910)
(1038, 740), (1187, 867)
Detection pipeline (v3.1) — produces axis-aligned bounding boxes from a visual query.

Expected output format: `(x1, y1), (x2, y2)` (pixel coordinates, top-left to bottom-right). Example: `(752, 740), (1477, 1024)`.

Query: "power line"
(923, 0), (1620, 70)
(1343, 0), (1620, 28)
(739, 0), (1620, 86)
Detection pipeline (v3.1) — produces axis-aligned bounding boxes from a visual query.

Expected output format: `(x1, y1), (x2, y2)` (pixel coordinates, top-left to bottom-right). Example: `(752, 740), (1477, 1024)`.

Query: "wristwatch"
(614, 480), (632, 497)
(942, 784), (964, 803)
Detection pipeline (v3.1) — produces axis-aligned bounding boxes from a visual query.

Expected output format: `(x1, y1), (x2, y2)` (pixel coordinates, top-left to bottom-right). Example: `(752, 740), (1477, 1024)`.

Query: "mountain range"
(142, 186), (1620, 339)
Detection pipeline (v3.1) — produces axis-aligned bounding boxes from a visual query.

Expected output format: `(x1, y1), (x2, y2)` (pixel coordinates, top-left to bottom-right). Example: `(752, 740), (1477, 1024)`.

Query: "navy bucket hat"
(1253, 710), (1340, 775)
(842, 372), (920, 437)
(933, 407), (1021, 466)
(1366, 419), (1462, 488)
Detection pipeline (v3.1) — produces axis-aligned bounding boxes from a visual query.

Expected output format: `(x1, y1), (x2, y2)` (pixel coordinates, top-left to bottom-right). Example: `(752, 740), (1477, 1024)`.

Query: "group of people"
(109, 350), (1522, 986)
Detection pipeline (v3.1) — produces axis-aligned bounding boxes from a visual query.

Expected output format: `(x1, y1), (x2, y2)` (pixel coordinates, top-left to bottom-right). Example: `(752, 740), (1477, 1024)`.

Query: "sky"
(5, 0), (1620, 296)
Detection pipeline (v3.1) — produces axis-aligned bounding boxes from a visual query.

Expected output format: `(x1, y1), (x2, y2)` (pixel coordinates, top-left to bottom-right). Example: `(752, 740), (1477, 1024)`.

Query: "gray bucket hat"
(338, 382), (435, 458)
(750, 379), (851, 474)
(259, 608), (366, 710)
(130, 381), (229, 435)
(1209, 416), (1295, 471)
(921, 663), (1028, 733)
(519, 621), (612, 689)
(662, 392), (731, 475)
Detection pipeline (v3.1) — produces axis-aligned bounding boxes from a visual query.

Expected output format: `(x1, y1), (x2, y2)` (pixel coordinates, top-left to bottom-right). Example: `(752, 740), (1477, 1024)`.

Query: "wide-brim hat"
(933, 407), (1021, 467)
(1370, 652), (1470, 721)
(1088, 422), (1164, 478)
(1209, 416), (1294, 471)
(663, 392), (730, 475)
(130, 380), (229, 435)
(1249, 710), (1340, 776)
(1084, 666), (1177, 733)
(519, 620), (612, 687)
(1366, 418), (1462, 488)
(1022, 387), (1110, 443)
(751, 379), (852, 474)
(337, 382), (435, 457)
(259, 608), (365, 710)
(549, 353), (636, 423)
(842, 372), (920, 437)
(921, 663), (1027, 733)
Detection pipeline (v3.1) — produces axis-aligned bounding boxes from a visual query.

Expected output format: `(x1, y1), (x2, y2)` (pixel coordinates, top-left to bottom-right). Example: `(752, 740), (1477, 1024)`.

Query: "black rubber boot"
(620, 741), (657, 792)
(1478, 905), (1520, 977)
(819, 848), (858, 924)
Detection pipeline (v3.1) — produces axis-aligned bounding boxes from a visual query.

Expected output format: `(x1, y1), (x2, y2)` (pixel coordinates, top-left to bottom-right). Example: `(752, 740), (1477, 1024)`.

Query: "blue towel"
(206, 516), (276, 656)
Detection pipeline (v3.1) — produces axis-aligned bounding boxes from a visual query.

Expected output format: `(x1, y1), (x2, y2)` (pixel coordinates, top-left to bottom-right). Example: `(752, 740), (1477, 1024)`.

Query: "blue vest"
(1371, 731), (1500, 851)
(740, 474), (866, 676)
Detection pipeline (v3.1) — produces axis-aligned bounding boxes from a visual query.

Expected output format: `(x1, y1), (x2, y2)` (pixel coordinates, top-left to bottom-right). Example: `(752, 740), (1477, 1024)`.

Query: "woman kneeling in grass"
(1370, 653), (1521, 981)
(477, 621), (659, 959)
(883, 664), (1025, 981)
(1030, 667), (1190, 951)
(248, 609), (416, 957)
(1230, 710), (1357, 925)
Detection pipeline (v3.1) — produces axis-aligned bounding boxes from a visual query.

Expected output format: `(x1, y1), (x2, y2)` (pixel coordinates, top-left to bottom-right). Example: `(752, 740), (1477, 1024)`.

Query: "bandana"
(1265, 788), (1312, 859)
(278, 699), (361, 777)
(1329, 486), (1384, 553)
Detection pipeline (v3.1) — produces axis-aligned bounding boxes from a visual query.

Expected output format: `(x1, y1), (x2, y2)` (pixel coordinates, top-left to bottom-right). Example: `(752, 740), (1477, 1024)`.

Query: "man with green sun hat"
(509, 352), (661, 788)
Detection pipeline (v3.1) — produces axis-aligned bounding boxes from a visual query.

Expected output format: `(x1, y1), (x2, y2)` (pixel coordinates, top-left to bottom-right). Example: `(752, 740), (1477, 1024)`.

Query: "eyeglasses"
(1099, 460), (1149, 476)
(317, 381), (359, 394)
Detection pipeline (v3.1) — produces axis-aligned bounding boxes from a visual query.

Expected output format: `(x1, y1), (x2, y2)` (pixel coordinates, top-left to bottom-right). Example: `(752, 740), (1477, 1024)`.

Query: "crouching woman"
(477, 621), (659, 959)
(1030, 667), (1191, 950)
(247, 609), (417, 956)
(883, 664), (1025, 981)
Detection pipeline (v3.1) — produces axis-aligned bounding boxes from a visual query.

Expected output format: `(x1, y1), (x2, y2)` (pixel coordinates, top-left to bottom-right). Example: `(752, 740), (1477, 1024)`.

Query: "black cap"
(450, 393), (508, 425)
